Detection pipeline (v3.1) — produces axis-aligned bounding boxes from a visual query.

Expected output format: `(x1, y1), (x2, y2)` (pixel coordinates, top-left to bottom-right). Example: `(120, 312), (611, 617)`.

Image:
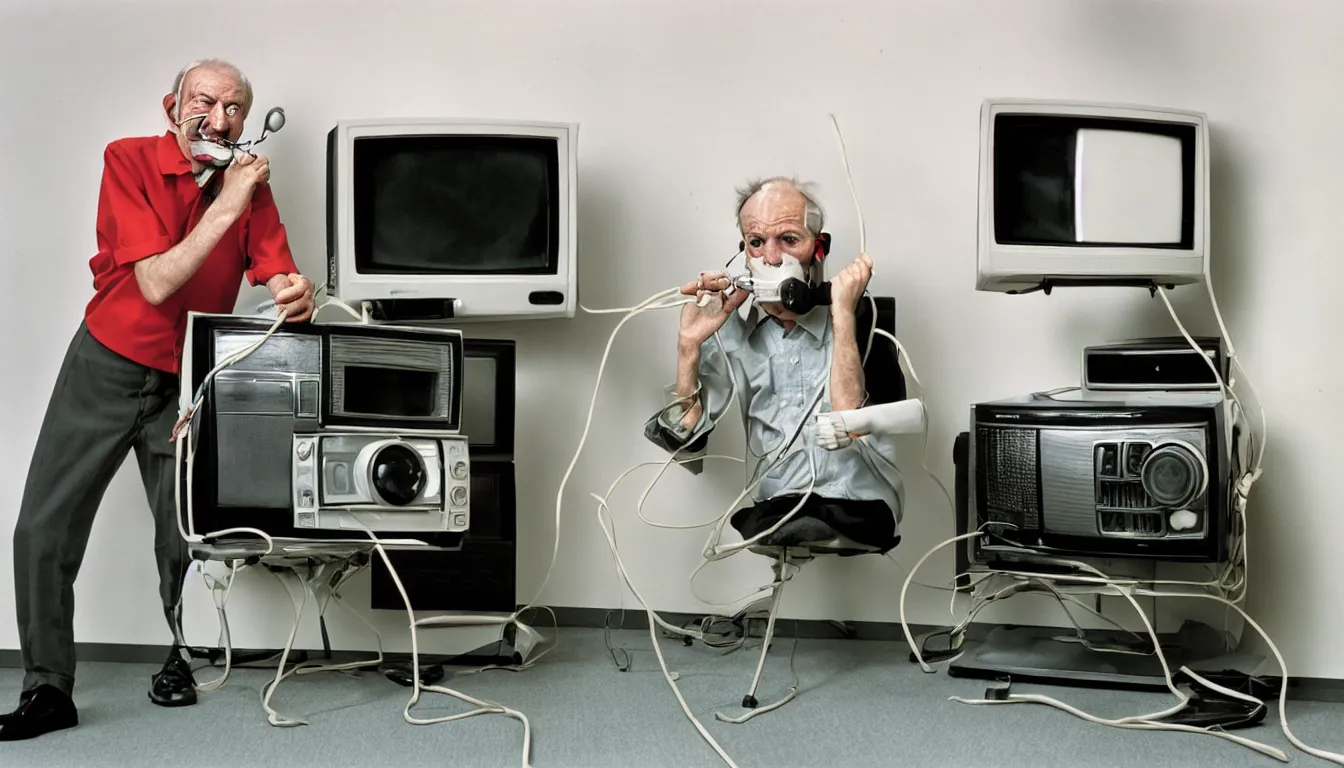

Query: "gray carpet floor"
(1, 627), (1339, 768)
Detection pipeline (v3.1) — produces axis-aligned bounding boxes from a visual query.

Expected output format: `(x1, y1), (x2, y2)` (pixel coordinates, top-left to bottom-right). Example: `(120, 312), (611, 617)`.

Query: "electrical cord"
(587, 113), (964, 760)
(898, 536), (1341, 763)
(586, 291), (934, 760)
(171, 289), (539, 762)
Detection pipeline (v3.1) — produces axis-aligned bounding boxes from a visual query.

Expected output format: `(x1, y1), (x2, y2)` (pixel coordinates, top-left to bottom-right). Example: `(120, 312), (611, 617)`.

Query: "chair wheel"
(742, 695), (758, 709)
(682, 636), (693, 646)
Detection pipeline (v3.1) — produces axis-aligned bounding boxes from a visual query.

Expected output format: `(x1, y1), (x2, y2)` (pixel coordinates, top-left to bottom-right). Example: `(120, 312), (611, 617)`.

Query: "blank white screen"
(1074, 128), (1184, 243)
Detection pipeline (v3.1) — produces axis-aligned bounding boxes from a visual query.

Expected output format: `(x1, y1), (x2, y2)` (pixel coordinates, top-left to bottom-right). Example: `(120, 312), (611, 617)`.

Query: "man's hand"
(829, 252), (873, 314)
(268, 273), (315, 322)
(678, 271), (749, 348)
(216, 151), (270, 216)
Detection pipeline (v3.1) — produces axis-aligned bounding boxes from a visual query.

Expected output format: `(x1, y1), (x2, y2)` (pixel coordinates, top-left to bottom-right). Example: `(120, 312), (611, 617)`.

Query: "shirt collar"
(746, 302), (830, 340)
(157, 131), (192, 176)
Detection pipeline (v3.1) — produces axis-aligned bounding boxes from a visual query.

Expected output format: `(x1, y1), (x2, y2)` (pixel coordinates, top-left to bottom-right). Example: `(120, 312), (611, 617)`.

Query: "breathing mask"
(167, 105), (287, 184)
(732, 232), (833, 315)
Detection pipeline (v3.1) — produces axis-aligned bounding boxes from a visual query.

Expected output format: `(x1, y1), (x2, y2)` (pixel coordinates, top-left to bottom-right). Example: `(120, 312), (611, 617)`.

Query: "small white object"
(1169, 509), (1198, 531)
(816, 398), (926, 451)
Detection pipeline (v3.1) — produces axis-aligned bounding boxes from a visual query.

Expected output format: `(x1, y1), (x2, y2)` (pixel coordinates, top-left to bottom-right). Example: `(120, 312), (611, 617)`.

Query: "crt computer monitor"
(326, 118), (579, 321)
(975, 98), (1210, 294)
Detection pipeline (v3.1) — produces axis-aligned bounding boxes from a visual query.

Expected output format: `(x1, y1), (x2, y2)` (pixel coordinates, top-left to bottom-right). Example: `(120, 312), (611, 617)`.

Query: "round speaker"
(368, 442), (427, 507)
(1140, 443), (1205, 509)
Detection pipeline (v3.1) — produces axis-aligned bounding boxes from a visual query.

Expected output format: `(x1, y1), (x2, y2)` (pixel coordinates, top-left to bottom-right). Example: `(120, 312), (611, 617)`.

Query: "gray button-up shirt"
(644, 303), (905, 529)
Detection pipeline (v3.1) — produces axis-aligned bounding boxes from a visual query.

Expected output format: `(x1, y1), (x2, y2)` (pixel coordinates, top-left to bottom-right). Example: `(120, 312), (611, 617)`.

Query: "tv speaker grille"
(976, 425), (1040, 530)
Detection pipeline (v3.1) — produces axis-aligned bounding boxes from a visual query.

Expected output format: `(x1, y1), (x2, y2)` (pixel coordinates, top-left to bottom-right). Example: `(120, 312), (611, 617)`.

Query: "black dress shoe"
(0, 689), (30, 725)
(149, 649), (198, 707)
(0, 686), (77, 741)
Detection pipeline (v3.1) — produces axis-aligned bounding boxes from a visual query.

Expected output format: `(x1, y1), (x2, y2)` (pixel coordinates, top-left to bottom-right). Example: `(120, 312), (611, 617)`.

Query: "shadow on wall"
(1050, 116), (1256, 364)
(1204, 119), (1256, 332)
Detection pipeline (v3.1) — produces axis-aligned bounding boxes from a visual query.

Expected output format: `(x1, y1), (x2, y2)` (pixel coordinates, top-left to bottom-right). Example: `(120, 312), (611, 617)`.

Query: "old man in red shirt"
(2, 57), (314, 741)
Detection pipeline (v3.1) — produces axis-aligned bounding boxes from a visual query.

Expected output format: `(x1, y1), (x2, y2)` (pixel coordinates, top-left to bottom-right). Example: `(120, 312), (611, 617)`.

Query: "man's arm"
(127, 150), (268, 306)
(133, 206), (242, 305)
(94, 143), (242, 305)
(675, 337), (706, 430)
(829, 307), (867, 411)
(643, 336), (734, 455)
(243, 183), (300, 287)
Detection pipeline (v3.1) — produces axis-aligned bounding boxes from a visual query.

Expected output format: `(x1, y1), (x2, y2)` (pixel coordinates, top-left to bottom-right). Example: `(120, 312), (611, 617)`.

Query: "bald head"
(162, 58), (253, 172)
(733, 174), (826, 294)
(171, 58), (253, 120)
(735, 176), (825, 236)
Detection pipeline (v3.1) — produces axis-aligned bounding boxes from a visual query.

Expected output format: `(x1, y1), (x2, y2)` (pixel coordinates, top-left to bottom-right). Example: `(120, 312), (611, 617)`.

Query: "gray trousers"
(12, 322), (189, 695)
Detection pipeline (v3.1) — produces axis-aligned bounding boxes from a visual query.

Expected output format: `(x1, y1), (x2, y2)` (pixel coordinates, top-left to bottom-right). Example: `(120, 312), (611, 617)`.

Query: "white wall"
(2, 0), (1342, 676)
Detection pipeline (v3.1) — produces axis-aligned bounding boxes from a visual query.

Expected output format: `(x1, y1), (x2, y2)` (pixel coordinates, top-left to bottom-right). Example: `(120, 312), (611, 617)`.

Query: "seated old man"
(644, 176), (907, 554)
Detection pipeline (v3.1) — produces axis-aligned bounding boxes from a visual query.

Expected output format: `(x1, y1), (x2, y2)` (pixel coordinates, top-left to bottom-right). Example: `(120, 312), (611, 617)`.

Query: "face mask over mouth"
(170, 112), (236, 167)
(745, 254), (809, 304)
(190, 137), (235, 167)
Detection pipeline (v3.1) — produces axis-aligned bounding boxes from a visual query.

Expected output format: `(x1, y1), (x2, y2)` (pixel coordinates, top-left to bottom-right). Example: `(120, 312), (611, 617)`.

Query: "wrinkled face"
(163, 66), (249, 171)
(739, 182), (817, 320)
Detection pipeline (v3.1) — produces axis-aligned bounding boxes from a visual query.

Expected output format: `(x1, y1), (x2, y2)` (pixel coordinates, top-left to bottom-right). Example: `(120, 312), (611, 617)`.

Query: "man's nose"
(762, 244), (784, 266)
(205, 104), (229, 134)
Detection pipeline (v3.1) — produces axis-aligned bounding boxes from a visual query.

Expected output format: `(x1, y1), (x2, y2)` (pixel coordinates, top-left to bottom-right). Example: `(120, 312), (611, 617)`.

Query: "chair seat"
(746, 517), (884, 558)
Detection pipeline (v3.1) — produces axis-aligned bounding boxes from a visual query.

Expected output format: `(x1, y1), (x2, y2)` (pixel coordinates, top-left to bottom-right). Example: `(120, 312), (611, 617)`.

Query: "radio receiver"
(959, 387), (1239, 568)
(179, 313), (469, 543)
(1082, 336), (1227, 394)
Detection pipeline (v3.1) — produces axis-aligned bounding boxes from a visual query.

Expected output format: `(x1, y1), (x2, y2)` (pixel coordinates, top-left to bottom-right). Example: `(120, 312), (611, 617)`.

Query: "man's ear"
(162, 93), (178, 129)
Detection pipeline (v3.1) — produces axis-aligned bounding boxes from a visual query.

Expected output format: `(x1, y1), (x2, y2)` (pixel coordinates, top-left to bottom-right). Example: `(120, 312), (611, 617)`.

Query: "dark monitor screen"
(992, 115), (1197, 250)
(352, 135), (560, 275)
(341, 366), (439, 417)
(460, 356), (496, 446)
(459, 339), (516, 457)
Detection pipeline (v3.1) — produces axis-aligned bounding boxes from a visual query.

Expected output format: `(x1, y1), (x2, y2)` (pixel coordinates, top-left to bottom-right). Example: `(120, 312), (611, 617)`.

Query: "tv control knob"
(298, 488), (313, 507)
(450, 485), (468, 506)
(296, 441), (313, 461)
(452, 460), (469, 480)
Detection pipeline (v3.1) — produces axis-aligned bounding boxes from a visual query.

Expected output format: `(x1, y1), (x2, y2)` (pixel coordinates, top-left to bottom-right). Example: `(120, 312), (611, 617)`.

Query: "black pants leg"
(12, 323), (186, 696)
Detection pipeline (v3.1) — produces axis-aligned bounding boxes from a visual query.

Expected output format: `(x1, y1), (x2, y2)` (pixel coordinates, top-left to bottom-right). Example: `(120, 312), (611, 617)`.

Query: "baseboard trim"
(5, 608), (1342, 703)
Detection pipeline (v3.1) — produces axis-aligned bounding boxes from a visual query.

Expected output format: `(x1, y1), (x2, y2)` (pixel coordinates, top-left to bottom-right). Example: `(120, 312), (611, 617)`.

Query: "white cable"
(1133, 588), (1344, 765)
(312, 296), (364, 322)
(192, 561), (240, 692)
(258, 562), (390, 728)
(828, 113), (865, 255)
(358, 527), (534, 768)
(948, 581), (1290, 762)
(592, 483), (744, 768)
(912, 554), (1337, 764)
(1194, 227), (1267, 475)
(1155, 288), (1254, 604)
(870, 327), (957, 533)
(901, 530), (991, 672)
(259, 569), (314, 727)
(587, 111), (898, 743)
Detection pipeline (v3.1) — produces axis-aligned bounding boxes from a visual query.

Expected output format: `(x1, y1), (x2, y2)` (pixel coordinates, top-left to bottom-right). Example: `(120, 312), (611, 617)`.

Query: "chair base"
(717, 517), (885, 723)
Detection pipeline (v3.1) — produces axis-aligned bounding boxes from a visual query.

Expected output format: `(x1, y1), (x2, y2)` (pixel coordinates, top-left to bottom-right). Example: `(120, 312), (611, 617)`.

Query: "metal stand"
(741, 553), (795, 708)
(947, 621), (1263, 692)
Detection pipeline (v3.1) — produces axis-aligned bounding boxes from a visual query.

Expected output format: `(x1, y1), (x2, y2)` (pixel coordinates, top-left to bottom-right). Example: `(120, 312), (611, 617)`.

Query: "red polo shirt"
(84, 131), (299, 374)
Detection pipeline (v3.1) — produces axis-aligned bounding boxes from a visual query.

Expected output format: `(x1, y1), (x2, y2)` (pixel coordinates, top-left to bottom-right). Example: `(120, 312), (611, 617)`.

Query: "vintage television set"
(976, 98), (1210, 294)
(368, 338), (520, 613)
(178, 312), (470, 547)
(943, 382), (1251, 690)
(953, 387), (1239, 574)
(326, 117), (580, 323)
